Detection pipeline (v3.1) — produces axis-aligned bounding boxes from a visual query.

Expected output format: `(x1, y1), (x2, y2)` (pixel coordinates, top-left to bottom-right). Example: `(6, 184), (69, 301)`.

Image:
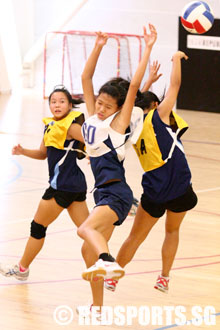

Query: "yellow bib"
(43, 111), (82, 150)
(133, 110), (188, 172)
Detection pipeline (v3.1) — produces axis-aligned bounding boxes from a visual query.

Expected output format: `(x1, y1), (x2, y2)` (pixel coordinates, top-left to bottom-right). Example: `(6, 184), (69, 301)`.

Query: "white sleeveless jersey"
(82, 107), (143, 162)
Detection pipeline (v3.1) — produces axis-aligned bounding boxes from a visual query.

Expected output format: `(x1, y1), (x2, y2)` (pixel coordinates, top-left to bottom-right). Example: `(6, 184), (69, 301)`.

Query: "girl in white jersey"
(77, 24), (157, 300)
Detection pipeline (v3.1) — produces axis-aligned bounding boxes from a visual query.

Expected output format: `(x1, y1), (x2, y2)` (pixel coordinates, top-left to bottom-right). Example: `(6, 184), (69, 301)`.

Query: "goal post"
(43, 30), (149, 99)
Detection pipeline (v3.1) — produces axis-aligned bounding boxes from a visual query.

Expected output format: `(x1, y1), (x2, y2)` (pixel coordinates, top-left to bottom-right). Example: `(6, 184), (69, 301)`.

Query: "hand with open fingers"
(12, 144), (23, 155)
(95, 31), (108, 47)
(149, 60), (163, 83)
(143, 24), (157, 48)
(172, 51), (188, 61)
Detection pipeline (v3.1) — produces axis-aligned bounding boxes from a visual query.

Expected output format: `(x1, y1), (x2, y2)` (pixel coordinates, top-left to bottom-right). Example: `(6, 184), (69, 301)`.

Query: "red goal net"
(43, 30), (149, 98)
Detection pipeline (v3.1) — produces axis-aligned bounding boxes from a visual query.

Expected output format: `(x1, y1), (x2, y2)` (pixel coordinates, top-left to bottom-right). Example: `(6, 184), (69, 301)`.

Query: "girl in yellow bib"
(105, 51), (198, 293)
(0, 86), (90, 281)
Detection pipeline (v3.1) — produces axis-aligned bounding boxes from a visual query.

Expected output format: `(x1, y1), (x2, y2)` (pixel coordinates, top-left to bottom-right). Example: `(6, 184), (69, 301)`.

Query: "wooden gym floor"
(0, 89), (219, 329)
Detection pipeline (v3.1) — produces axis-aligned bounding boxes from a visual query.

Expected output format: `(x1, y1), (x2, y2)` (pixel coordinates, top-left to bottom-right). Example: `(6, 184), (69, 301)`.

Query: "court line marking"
(0, 254), (219, 263)
(154, 312), (220, 330)
(187, 153), (220, 162)
(2, 188), (45, 196)
(0, 192), (220, 229)
(0, 158), (23, 188)
(183, 139), (220, 146)
(0, 260), (219, 286)
(0, 228), (76, 243)
(0, 204), (220, 233)
(125, 261), (220, 277)
(195, 187), (220, 193)
(0, 218), (31, 226)
(191, 209), (220, 217)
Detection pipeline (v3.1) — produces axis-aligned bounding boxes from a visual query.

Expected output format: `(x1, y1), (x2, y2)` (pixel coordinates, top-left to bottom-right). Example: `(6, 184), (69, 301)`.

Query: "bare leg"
(20, 198), (64, 268)
(68, 201), (103, 307)
(68, 200), (116, 308)
(81, 242), (104, 308)
(80, 219), (115, 309)
(67, 200), (89, 227)
(116, 204), (159, 267)
(82, 225), (114, 304)
(77, 205), (118, 256)
(161, 210), (186, 277)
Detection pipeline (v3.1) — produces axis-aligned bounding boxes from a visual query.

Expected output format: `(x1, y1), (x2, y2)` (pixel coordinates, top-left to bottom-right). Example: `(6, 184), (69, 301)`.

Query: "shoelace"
(6, 269), (18, 276)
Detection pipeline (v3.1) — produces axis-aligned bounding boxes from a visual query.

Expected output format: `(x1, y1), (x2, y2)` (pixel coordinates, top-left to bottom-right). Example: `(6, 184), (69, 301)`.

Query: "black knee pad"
(30, 220), (47, 239)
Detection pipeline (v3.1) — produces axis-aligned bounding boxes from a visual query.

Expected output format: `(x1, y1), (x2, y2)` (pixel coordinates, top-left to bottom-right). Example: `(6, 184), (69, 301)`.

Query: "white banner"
(187, 35), (220, 51)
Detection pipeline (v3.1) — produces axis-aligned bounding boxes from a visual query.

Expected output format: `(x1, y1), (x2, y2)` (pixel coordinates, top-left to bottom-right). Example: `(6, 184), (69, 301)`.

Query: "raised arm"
(157, 51), (188, 123)
(141, 60), (162, 92)
(112, 24), (157, 133)
(12, 139), (47, 160)
(81, 32), (108, 117)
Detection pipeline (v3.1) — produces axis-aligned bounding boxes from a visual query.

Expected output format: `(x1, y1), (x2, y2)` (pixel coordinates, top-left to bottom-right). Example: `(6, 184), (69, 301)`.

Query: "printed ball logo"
(181, 1), (214, 34)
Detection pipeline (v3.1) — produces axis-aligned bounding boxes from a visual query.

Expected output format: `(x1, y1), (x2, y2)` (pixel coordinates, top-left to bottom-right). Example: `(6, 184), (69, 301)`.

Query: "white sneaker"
(104, 261), (125, 281)
(82, 259), (125, 282)
(82, 259), (106, 281)
(0, 263), (29, 281)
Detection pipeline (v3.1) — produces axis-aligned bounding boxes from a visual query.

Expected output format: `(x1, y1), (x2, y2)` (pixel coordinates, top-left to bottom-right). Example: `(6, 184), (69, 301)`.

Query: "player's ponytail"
(135, 91), (162, 110)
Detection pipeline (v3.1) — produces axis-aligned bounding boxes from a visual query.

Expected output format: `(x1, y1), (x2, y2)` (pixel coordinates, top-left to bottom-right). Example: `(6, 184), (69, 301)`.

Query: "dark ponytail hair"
(98, 77), (165, 111)
(49, 85), (84, 108)
(98, 77), (131, 107)
(135, 90), (165, 111)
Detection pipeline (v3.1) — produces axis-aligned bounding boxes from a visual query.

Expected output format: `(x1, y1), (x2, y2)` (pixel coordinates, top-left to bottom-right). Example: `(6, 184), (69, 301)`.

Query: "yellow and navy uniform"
(133, 109), (191, 203)
(43, 111), (87, 193)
